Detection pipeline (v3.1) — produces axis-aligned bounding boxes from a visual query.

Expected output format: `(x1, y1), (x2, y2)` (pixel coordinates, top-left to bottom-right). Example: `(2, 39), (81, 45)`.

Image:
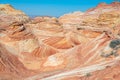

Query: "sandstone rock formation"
(0, 2), (120, 80)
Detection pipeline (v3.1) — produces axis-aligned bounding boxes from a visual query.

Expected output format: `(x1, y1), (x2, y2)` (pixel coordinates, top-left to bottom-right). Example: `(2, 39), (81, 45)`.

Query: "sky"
(0, 0), (113, 17)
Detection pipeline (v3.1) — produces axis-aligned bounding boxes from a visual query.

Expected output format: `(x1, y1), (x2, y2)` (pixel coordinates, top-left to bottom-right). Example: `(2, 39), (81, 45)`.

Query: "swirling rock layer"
(0, 2), (120, 80)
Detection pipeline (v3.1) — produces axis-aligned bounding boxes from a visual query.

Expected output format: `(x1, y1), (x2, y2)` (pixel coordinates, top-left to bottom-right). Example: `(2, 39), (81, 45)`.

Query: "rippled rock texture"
(0, 2), (120, 80)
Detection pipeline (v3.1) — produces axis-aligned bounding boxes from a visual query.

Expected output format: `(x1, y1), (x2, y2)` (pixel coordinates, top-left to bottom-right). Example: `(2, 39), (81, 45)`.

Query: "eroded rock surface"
(0, 2), (120, 80)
